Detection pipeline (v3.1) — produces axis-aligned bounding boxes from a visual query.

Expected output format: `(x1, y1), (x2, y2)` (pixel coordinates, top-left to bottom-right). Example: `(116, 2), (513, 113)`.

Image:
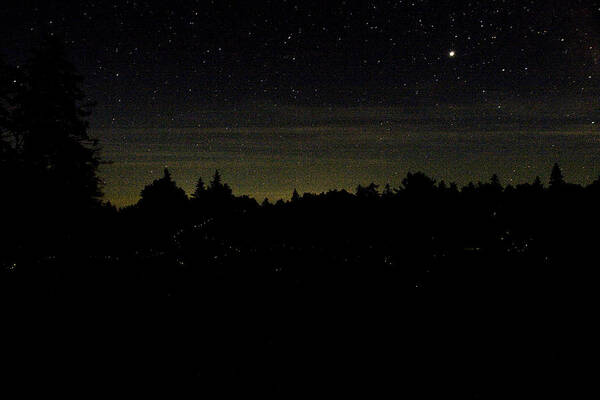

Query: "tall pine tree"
(549, 163), (564, 189)
(12, 35), (102, 208)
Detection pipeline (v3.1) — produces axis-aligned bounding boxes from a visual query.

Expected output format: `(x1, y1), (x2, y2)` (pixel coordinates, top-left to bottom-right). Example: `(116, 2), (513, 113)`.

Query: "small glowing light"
(449, 50), (456, 57)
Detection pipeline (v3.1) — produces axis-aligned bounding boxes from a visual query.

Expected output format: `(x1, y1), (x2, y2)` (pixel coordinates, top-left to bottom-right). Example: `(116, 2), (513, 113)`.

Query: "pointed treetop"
(193, 176), (206, 199)
(291, 188), (300, 202)
(210, 169), (222, 188)
(549, 163), (564, 187)
(139, 167), (188, 206)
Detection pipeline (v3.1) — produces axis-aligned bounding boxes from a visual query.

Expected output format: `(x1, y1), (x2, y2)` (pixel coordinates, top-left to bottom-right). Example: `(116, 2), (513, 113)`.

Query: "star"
(449, 50), (456, 57)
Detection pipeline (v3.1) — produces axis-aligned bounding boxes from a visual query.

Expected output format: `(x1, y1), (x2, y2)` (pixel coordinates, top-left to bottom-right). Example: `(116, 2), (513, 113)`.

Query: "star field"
(2, 1), (599, 205)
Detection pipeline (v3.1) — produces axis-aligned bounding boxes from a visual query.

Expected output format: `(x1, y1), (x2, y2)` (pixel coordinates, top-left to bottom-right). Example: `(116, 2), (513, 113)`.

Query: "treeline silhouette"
(1, 38), (597, 397)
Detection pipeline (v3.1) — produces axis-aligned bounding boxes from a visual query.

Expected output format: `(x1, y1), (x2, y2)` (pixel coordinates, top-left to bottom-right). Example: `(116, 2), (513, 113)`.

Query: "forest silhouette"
(1, 38), (597, 397)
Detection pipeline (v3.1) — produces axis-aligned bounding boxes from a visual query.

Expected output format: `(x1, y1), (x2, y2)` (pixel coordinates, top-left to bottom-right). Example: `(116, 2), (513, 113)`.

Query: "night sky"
(2, 0), (599, 206)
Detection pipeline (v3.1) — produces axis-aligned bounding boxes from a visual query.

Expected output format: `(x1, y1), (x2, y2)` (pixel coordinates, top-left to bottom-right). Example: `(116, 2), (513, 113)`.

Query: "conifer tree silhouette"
(208, 169), (232, 198)
(401, 172), (436, 193)
(291, 188), (300, 202)
(210, 169), (222, 188)
(139, 168), (188, 209)
(356, 183), (379, 199)
(11, 35), (102, 208)
(549, 163), (564, 188)
(490, 174), (502, 191)
(192, 176), (206, 199)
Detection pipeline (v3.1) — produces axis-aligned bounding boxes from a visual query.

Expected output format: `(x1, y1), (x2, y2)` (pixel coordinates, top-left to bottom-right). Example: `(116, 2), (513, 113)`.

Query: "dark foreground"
(2, 178), (599, 397)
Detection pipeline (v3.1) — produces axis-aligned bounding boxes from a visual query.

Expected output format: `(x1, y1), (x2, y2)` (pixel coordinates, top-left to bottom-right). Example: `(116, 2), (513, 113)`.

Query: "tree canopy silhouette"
(0, 36), (106, 263)
(356, 182), (379, 199)
(207, 169), (233, 199)
(138, 168), (188, 210)
(401, 171), (436, 194)
(291, 188), (300, 202)
(489, 173), (502, 191)
(549, 163), (564, 188)
(192, 176), (206, 200)
(7, 35), (103, 209)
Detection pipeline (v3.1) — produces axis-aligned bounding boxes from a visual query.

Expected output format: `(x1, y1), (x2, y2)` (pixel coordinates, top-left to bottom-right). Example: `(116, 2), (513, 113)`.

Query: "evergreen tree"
(210, 169), (222, 189)
(490, 174), (502, 191)
(139, 168), (188, 209)
(291, 188), (300, 202)
(11, 35), (102, 208)
(549, 163), (564, 188)
(401, 172), (436, 193)
(356, 182), (379, 199)
(192, 176), (206, 199)
(208, 169), (232, 198)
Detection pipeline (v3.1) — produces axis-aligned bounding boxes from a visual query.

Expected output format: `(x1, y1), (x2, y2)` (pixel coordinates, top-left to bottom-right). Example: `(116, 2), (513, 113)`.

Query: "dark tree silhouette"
(10, 36), (102, 208)
(207, 169), (233, 198)
(490, 174), (502, 191)
(138, 168), (188, 209)
(291, 188), (300, 202)
(356, 182), (379, 199)
(192, 176), (206, 200)
(401, 171), (436, 193)
(549, 163), (565, 188)
(0, 37), (107, 264)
